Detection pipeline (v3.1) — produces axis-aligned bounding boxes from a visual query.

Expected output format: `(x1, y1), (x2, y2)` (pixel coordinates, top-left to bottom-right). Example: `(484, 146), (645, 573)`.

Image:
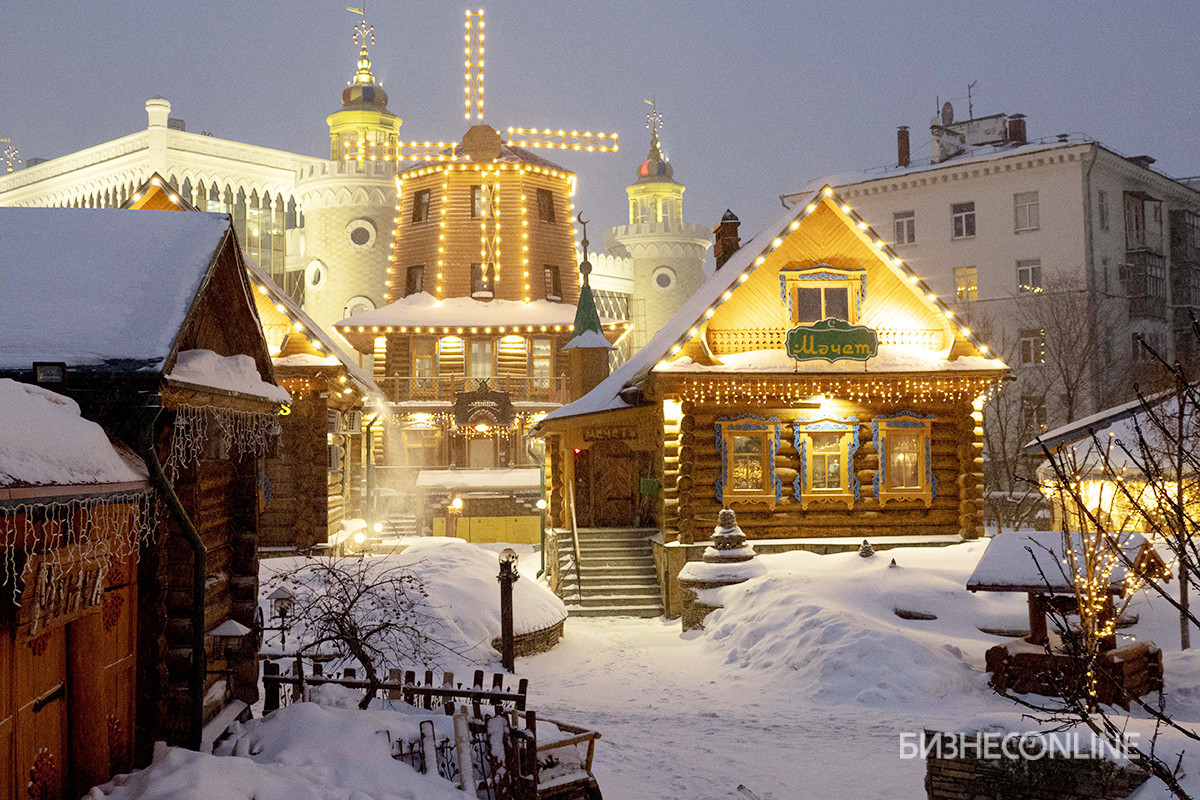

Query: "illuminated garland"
(164, 404), (281, 481)
(673, 376), (1003, 406)
(1, 490), (157, 606)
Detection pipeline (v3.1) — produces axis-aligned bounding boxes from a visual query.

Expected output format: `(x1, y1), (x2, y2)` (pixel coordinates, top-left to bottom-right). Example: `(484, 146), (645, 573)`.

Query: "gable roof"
(537, 186), (1007, 425)
(122, 172), (198, 212)
(0, 208), (235, 372)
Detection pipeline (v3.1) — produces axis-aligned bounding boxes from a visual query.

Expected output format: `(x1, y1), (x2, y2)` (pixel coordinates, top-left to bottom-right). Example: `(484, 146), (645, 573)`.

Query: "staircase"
(560, 528), (663, 618)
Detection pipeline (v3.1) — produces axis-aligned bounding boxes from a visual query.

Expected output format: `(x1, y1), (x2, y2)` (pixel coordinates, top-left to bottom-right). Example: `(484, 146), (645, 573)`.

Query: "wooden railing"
(376, 375), (570, 404)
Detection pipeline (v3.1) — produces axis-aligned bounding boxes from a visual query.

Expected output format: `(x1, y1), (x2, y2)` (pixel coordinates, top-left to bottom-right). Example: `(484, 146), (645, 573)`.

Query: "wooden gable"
(122, 173), (196, 212)
(677, 189), (989, 366)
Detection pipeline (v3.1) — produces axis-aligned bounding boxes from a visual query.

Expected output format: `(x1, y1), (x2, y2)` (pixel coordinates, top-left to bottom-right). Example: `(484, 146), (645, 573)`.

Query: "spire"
(570, 214), (605, 339)
(348, 7), (377, 87)
(636, 99), (674, 183)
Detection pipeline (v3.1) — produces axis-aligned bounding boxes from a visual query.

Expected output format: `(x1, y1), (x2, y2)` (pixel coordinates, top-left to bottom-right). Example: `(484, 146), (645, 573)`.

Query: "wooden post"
(499, 550), (518, 672)
(453, 708), (478, 797)
(263, 661), (280, 712)
(419, 719), (438, 776)
(1027, 593), (1048, 645)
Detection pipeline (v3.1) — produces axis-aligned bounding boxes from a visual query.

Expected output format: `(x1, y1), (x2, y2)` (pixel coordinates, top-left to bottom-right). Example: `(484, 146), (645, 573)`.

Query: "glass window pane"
(887, 430), (922, 489)
(824, 287), (850, 321)
(730, 434), (764, 491)
(794, 287), (822, 322)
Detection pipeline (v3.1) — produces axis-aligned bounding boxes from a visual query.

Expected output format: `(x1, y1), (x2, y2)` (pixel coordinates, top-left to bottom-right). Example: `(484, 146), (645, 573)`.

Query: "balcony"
(1121, 249), (1168, 321)
(377, 375), (570, 405)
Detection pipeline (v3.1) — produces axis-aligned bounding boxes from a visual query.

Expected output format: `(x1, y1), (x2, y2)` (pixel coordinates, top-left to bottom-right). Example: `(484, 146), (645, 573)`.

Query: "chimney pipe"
(713, 210), (741, 269)
(1129, 155), (1157, 170)
(897, 126), (911, 168)
(1007, 114), (1027, 145)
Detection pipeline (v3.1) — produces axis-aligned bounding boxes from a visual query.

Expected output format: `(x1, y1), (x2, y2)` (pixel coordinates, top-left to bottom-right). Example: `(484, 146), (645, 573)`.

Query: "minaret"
(564, 217), (615, 400)
(297, 7), (401, 331)
(605, 102), (710, 353)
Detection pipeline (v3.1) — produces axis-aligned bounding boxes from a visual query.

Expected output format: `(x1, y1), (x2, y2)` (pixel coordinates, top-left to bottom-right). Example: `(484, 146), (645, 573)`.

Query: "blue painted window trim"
(872, 412), (937, 502)
(793, 417), (861, 503)
(778, 263), (868, 322)
(715, 414), (783, 504)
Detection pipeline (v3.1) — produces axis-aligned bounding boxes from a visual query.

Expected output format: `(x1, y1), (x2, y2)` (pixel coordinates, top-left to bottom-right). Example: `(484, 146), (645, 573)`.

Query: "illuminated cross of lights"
(349, 6), (374, 49)
(1, 139), (18, 173)
(464, 10), (484, 121)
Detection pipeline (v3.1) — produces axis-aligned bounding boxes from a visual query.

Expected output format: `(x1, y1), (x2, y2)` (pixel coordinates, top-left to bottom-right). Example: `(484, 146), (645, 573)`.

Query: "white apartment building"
(785, 107), (1200, 432)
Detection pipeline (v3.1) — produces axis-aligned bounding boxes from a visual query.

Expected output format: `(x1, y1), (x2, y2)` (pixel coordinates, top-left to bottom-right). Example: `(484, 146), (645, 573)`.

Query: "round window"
(652, 266), (676, 290)
(344, 218), (377, 251)
(344, 295), (376, 318)
(305, 259), (327, 292)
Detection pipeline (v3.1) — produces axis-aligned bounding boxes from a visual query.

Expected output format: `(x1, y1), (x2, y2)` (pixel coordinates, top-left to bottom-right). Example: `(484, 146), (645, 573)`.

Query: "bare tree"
(264, 556), (471, 709)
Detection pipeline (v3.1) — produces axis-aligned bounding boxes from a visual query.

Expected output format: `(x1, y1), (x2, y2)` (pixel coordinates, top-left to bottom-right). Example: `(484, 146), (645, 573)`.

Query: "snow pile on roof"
(561, 329), (615, 351)
(415, 468), (541, 490)
(261, 538), (566, 665)
(271, 353), (339, 368)
(702, 543), (1019, 705)
(966, 530), (1149, 593)
(336, 291), (610, 330)
(0, 379), (146, 488)
(0, 209), (231, 371)
(167, 350), (290, 404)
(89, 703), (473, 800)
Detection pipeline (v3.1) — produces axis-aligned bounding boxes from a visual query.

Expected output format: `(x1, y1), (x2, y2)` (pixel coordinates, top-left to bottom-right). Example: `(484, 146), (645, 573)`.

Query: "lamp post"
(267, 586), (294, 648)
(497, 548), (520, 672)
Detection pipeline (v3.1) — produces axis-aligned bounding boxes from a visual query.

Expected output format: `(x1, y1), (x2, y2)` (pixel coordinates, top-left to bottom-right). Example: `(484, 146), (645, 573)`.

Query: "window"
(893, 211), (916, 245)
(954, 267), (978, 301)
(1021, 395), (1047, 433)
(1146, 257), (1166, 299)
(411, 189), (430, 223)
(951, 202), (976, 239)
(405, 265), (425, 297)
(1019, 328), (1045, 366)
(872, 414), (935, 507)
(412, 340), (435, 390)
(543, 265), (562, 301)
(468, 340), (493, 379)
(653, 266), (676, 290)
(537, 188), (556, 223)
(1013, 192), (1039, 231)
(1017, 259), (1043, 293)
(790, 284), (851, 324)
(1098, 190), (1109, 230)
(781, 267), (862, 325)
(531, 339), (552, 389)
(794, 419), (858, 510)
(471, 185), (484, 218)
(716, 416), (782, 505)
(471, 262), (495, 297)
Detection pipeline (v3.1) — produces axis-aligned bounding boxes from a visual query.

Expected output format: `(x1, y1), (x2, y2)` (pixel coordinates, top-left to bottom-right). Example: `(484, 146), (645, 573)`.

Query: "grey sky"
(2, 1), (1196, 238)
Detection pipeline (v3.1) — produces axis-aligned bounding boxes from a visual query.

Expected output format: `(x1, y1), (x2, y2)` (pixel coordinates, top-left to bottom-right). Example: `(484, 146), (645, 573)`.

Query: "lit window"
(873, 414), (935, 507)
(954, 266), (978, 301)
(469, 340), (493, 379)
(531, 339), (552, 389)
(471, 263), (495, 298)
(795, 419), (859, 509)
(716, 416), (782, 505)
(1014, 191), (1040, 231)
(471, 185), (484, 218)
(412, 189), (431, 223)
(412, 340), (435, 391)
(537, 188), (556, 223)
(893, 210), (916, 244)
(1019, 328), (1045, 366)
(951, 201), (976, 239)
(1017, 259), (1042, 293)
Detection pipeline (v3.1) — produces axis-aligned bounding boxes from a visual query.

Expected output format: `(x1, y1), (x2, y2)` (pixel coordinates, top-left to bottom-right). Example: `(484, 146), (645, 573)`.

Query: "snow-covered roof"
(166, 350), (291, 404)
(0, 378), (147, 488)
(659, 346), (998, 375)
(561, 329), (615, 350)
(334, 291), (616, 331)
(0, 209), (232, 371)
(246, 263), (383, 398)
(966, 530), (1152, 593)
(538, 187), (1007, 425)
(414, 467), (541, 490)
(400, 144), (570, 174)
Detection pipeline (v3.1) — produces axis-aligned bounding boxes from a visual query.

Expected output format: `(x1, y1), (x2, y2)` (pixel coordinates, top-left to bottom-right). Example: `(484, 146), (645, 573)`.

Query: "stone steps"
(558, 527), (662, 618)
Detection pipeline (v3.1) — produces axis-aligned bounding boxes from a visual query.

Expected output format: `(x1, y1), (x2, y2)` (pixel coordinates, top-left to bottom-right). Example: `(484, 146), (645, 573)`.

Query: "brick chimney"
(713, 210), (741, 269)
(1007, 114), (1027, 145)
(897, 126), (910, 168)
(1129, 155), (1157, 171)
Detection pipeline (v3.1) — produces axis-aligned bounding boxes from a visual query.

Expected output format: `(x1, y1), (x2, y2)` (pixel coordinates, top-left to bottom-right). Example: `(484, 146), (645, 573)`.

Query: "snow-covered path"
(519, 617), (941, 800)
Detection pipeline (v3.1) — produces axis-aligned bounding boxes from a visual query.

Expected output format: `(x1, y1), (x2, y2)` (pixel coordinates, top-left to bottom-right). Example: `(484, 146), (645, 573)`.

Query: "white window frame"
(1013, 191), (1040, 232)
(1019, 328), (1045, 366)
(954, 266), (978, 301)
(951, 201), (976, 239)
(1017, 259), (1043, 294)
(893, 210), (916, 245)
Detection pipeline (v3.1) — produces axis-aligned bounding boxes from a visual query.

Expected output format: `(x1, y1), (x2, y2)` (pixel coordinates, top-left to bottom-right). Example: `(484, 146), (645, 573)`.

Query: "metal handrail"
(568, 481), (582, 598)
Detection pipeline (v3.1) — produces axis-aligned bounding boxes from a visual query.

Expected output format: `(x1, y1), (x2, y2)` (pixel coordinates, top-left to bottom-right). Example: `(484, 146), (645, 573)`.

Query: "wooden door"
(578, 441), (639, 527)
(14, 624), (68, 800)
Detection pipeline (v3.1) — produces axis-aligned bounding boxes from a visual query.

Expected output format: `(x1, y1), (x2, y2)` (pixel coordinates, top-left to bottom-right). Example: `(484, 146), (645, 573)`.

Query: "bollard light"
(535, 498), (547, 510)
(451, 496), (464, 510)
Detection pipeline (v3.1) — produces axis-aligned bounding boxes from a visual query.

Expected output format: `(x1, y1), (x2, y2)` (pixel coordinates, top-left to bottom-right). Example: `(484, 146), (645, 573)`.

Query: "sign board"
(18, 552), (105, 639)
(454, 379), (515, 426)
(786, 318), (878, 363)
(583, 425), (637, 442)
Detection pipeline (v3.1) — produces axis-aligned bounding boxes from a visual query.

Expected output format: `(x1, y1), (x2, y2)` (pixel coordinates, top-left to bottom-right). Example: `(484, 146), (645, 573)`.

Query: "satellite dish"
(941, 101), (954, 126)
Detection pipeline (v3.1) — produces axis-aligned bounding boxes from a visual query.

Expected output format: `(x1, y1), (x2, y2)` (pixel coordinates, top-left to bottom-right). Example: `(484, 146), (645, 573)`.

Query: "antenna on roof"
(967, 80), (978, 120)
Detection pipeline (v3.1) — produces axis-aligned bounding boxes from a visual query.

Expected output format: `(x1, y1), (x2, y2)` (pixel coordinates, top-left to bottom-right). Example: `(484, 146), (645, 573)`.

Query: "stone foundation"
(491, 618), (565, 658)
(986, 640), (1162, 710)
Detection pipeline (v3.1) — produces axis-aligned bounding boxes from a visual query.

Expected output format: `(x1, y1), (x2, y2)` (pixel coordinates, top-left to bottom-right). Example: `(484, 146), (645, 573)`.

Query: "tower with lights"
(294, 6), (401, 330)
(606, 103), (710, 353)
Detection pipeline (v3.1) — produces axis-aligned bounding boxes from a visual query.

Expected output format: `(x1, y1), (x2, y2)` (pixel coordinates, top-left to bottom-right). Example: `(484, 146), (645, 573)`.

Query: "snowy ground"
(94, 535), (1200, 799)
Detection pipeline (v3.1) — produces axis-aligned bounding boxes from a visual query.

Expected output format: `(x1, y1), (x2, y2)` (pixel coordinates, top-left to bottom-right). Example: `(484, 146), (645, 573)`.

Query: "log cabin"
(533, 187), (1010, 611)
(0, 208), (287, 786)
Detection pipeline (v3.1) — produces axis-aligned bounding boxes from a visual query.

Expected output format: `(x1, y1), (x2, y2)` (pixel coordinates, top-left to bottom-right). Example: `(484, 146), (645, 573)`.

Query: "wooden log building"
(0, 208), (288, 794)
(533, 187), (1009, 609)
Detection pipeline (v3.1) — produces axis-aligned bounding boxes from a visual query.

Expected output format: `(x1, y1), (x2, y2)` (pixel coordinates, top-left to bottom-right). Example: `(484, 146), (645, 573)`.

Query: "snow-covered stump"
(677, 509), (766, 631)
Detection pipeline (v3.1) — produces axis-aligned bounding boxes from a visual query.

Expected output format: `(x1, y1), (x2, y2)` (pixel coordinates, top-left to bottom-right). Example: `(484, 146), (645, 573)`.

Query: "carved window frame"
(794, 417), (860, 510)
(715, 415), (782, 507)
(778, 264), (866, 326)
(872, 413), (936, 508)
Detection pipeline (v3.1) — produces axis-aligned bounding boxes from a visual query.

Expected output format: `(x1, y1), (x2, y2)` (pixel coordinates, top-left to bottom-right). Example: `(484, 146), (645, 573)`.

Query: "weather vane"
(644, 98), (663, 139)
(348, 5), (374, 48)
(1, 140), (18, 174)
